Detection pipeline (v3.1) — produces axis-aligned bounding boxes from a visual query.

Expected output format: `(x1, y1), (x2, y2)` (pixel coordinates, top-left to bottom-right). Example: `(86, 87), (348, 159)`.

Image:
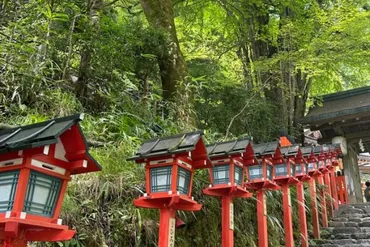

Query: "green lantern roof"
(0, 114), (101, 174)
(206, 139), (251, 158)
(129, 131), (211, 168)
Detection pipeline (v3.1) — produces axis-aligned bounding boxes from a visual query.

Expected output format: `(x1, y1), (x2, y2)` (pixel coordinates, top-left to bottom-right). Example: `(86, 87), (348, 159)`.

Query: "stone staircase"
(313, 204), (370, 246)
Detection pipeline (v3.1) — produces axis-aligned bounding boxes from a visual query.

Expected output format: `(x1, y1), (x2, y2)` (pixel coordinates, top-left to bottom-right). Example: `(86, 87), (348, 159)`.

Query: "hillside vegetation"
(1, 0), (370, 246)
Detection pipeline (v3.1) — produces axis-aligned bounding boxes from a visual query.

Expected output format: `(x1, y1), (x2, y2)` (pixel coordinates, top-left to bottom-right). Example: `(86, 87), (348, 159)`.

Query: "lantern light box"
(204, 139), (252, 197)
(282, 145), (310, 180)
(129, 131), (211, 247)
(0, 114), (101, 245)
(203, 139), (253, 247)
(271, 145), (299, 185)
(329, 144), (342, 166)
(313, 146), (327, 171)
(129, 131), (211, 211)
(245, 142), (280, 190)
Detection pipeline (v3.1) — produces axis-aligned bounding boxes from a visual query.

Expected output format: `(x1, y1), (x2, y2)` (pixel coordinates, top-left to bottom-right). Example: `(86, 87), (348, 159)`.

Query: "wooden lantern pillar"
(314, 146), (329, 225)
(129, 131), (211, 247)
(287, 146), (311, 247)
(302, 146), (321, 239)
(272, 146), (300, 247)
(0, 114), (102, 247)
(321, 145), (335, 217)
(245, 142), (280, 247)
(280, 138), (310, 247)
(203, 140), (253, 247)
(329, 144), (342, 210)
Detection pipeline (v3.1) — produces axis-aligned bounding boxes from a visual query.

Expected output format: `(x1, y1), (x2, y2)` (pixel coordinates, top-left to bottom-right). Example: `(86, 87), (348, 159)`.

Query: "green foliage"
(0, 0), (363, 246)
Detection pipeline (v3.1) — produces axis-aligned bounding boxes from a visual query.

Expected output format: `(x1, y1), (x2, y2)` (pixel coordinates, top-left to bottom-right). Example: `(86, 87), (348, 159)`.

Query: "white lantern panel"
(0, 171), (19, 212)
(150, 166), (172, 192)
(23, 171), (61, 217)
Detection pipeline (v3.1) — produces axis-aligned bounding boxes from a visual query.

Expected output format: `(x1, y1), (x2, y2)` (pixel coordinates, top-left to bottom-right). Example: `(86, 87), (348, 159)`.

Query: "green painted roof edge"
(320, 85), (370, 102)
(298, 105), (370, 124)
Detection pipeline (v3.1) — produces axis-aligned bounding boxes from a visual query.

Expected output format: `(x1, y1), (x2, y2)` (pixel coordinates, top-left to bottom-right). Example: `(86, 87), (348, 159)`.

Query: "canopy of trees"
(1, 0), (370, 246)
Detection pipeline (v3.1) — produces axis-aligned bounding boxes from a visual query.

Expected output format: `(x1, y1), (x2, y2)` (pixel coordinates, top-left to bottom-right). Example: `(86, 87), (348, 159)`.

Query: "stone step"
(313, 240), (370, 247)
(356, 239), (370, 244)
(339, 208), (366, 214)
(351, 232), (370, 239)
(312, 204), (370, 246)
(332, 227), (357, 234)
(332, 217), (349, 222)
(329, 221), (358, 227)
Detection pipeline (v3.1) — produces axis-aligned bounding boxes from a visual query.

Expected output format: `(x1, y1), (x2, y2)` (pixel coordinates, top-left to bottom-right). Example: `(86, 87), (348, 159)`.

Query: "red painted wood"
(282, 184), (294, 247)
(188, 170), (194, 196)
(24, 229), (75, 241)
(158, 208), (176, 247)
(324, 173), (334, 218)
(329, 171), (339, 209)
(171, 165), (178, 193)
(230, 162), (235, 186)
(256, 190), (268, 247)
(221, 196), (233, 247)
(317, 175), (328, 228)
(296, 183), (308, 247)
(336, 176), (348, 204)
(309, 179), (320, 239)
(12, 167), (30, 213)
(52, 179), (69, 220)
(145, 166), (151, 193)
(24, 162), (69, 180)
(1, 238), (27, 247)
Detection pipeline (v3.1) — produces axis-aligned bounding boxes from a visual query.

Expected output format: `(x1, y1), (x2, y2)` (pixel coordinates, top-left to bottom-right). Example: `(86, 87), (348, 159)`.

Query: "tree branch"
(224, 78), (271, 140)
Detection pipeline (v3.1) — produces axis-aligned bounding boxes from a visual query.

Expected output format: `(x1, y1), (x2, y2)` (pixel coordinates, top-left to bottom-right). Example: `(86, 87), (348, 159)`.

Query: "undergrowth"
(3, 103), (328, 247)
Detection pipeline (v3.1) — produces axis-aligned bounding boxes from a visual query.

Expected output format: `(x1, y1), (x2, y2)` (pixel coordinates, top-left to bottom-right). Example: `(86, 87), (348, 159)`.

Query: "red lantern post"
(0, 114), (102, 246)
(320, 145), (334, 218)
(314, 146), (328, 228)
(245, 142), (280, 247)
(203, 139), (253, 247)
(328, 144), (342, 210)
(272, 146), (300, 247)
(282, 145), (310, 247)
(128, 131), (211, 247)
(303, 147), (321, 238)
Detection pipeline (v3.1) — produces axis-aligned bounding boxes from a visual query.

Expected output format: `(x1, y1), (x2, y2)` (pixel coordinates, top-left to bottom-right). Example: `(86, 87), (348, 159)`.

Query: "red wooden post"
(256, 190), (268, 247)
(324, 173), (334, 218)
(222, 196), (234, 247)
(336, 175), (348, 204)
(282, 184), (294, 247)
(1, 239), (27, 247)
(158, 208), (176, 247)
(309, 178), (320, 238)
(296, 182), (308, 247)
(317, 175), (328, 227)
(330, 171), (339, 209)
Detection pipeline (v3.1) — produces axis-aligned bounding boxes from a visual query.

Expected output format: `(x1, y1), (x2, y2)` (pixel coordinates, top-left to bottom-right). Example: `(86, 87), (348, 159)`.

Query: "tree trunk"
(76, 0), (102, 104)
(140, 0), (189, 103)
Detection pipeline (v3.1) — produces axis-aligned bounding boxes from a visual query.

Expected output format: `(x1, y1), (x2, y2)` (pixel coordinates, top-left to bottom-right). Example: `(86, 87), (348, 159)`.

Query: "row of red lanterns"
(130, 131), (343, 247)
(0, 114), (343, 247)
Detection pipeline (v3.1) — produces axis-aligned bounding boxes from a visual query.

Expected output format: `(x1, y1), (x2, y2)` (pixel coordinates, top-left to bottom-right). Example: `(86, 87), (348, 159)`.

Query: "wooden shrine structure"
(299, 86), (370, 203)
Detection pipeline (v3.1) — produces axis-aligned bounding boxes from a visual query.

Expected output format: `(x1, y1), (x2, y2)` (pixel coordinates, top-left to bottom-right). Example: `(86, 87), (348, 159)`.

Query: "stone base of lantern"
(134, 194), (202, 211)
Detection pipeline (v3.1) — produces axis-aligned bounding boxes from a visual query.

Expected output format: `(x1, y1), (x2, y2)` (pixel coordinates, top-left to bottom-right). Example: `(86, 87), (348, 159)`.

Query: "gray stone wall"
(343, 147), (363, 203)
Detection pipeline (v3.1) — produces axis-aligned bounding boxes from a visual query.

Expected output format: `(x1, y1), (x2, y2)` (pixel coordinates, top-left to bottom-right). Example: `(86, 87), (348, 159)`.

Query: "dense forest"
(1, 0), (370, 246)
